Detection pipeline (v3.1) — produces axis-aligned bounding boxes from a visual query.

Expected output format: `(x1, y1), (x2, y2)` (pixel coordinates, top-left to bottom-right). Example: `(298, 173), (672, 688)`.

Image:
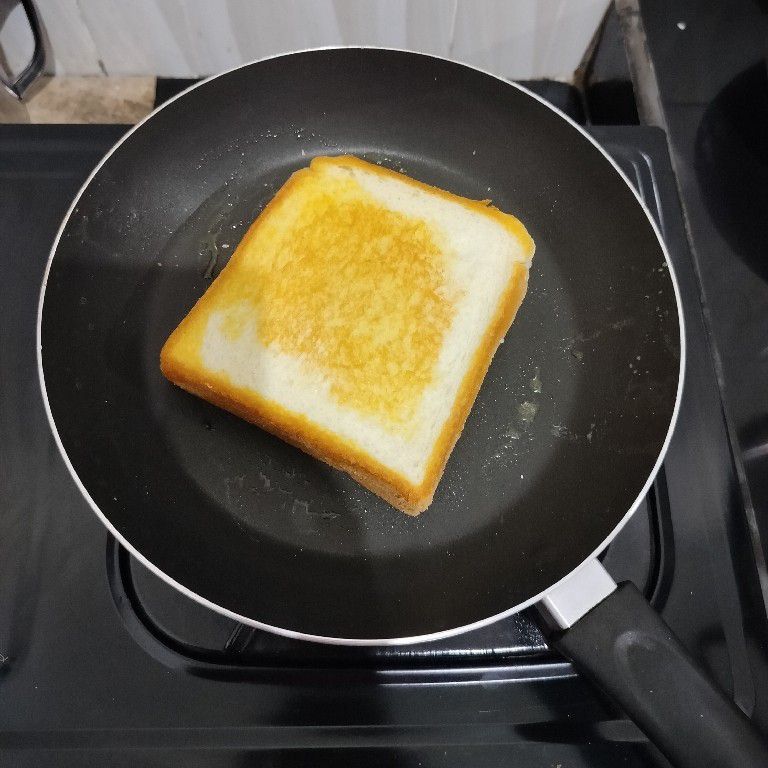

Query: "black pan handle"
(0, 0), (45, 100)
(548, 579), (768, 768)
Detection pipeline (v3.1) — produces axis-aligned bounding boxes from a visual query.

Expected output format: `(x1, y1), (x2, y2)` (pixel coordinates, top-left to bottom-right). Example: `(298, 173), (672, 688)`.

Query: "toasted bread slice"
(161, 155), (534, 514)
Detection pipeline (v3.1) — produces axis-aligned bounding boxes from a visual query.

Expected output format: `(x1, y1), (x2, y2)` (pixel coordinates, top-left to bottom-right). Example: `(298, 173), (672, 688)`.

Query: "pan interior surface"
(41, 49), (681, 640)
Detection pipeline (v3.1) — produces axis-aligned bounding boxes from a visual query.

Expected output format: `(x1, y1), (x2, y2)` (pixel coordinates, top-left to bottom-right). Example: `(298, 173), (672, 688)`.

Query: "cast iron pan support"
(541, 559), (768, 768)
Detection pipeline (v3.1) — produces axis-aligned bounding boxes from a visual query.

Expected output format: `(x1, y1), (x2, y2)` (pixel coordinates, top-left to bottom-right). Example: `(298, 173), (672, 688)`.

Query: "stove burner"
(108, 476), (671, 675)
(3, 125), (764, 766)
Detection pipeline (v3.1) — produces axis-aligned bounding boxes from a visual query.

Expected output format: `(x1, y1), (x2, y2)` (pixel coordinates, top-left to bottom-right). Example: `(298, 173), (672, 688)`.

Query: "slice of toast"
(161, 155), (534, 515)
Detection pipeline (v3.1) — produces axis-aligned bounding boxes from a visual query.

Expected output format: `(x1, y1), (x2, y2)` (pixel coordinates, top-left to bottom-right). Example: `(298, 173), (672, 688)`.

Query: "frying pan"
(37, 48), (767, 767)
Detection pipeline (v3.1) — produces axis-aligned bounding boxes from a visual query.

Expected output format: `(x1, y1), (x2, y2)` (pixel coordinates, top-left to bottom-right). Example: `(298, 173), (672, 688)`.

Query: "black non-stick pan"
(38, 49), (768, 767)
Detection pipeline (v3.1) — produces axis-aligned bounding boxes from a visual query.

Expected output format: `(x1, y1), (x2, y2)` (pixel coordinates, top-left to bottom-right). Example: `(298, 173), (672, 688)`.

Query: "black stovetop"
(1, 120), (767, 767)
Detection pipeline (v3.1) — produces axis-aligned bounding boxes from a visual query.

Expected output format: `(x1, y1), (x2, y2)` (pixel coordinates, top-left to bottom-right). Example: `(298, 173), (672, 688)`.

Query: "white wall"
(5, 0), (608, 81)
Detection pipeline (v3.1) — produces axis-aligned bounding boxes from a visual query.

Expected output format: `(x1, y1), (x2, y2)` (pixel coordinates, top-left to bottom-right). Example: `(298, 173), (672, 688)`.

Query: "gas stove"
(2, 120), (767, 767)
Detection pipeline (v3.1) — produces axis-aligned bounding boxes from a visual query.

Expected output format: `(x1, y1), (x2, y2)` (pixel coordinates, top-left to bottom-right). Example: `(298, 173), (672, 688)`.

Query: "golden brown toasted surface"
(218, 165), (460, 426)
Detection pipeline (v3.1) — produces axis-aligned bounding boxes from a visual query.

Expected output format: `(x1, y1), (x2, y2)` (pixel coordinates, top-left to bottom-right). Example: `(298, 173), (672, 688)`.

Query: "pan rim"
(36, 45), (686, 647)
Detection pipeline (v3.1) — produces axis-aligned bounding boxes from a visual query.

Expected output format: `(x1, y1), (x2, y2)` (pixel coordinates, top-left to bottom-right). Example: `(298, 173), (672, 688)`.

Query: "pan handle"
(541, 560), (768, 768)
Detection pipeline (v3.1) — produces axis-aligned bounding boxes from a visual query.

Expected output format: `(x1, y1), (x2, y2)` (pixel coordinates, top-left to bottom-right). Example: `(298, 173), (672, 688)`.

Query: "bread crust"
(160, 156), (533, 515)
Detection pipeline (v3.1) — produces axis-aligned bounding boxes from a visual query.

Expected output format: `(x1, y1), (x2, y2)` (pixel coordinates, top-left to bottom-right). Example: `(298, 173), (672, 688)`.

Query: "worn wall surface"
(2, 0), (608, 81)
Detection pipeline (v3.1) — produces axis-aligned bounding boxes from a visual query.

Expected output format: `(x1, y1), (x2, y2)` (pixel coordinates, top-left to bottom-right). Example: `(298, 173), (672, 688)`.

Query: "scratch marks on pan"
(201, 222), (233, 279)
(516, 400), (539, 426)
(551, 423), (578, 441)
(551, 420), (596, 443)
(201, 229), (219, 278)
(290, 498), (341, 521)
(530, 366), (542, 393)
(483, 367), (543, 474)
(564, 317), (636, 359)
(223, 473), (245, 506)
(290, 496), (342, 535)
